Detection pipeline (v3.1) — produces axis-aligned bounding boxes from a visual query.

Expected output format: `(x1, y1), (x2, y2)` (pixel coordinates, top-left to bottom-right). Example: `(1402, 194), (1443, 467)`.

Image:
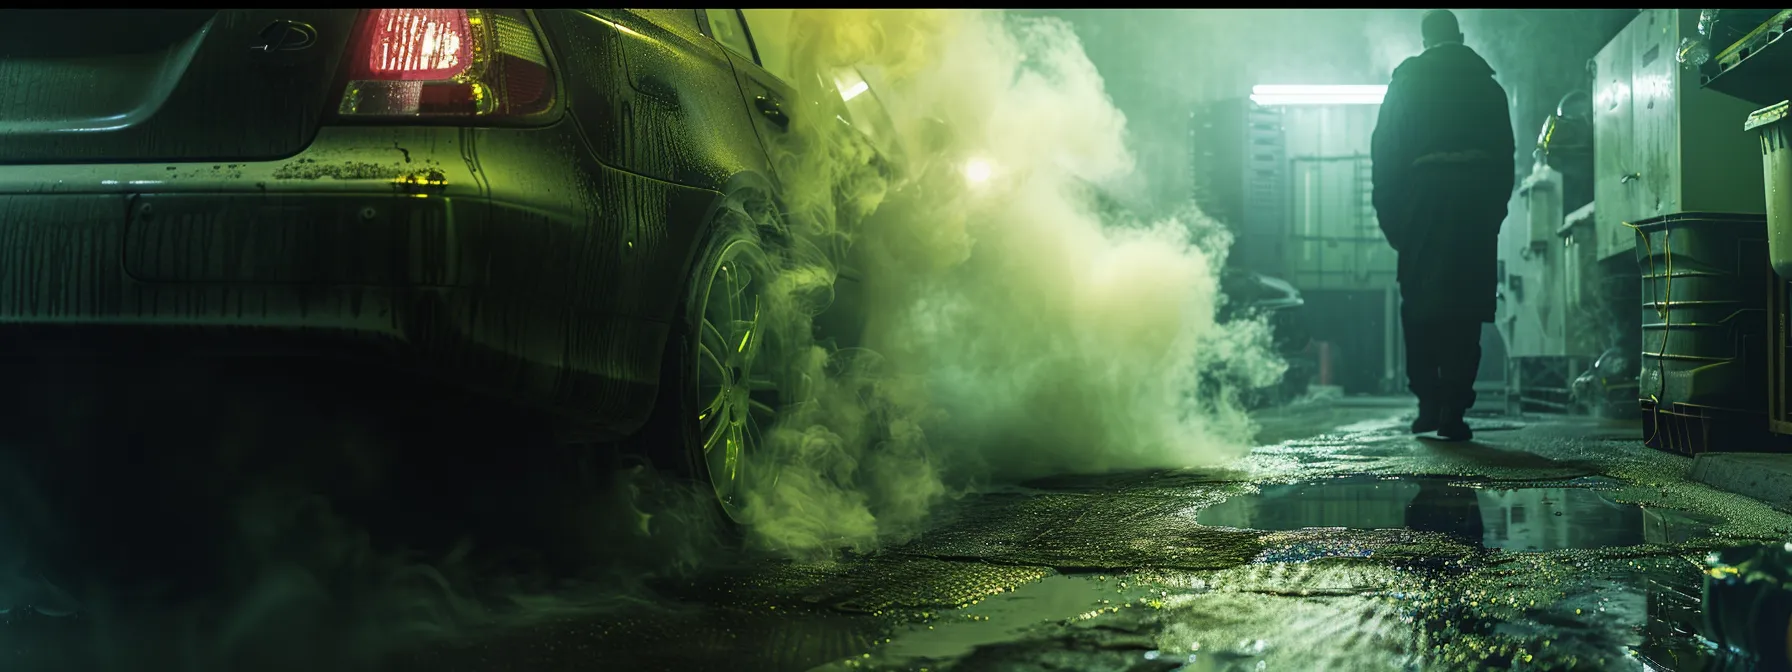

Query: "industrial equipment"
(1592, 9), (1766, 262)
(1189, 99), (1289, 279)
(1217, 269), (1314, 409)
(1498, 85), (1606, 414)
(1499, 164), (1598, 412)
(1696, 9), (1792, 106)
(1702, 10), (1792, 442)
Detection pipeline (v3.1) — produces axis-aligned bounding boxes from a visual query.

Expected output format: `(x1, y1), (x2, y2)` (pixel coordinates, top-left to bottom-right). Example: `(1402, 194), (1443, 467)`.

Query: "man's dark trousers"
(1401, 302), (1482, 418)
(1392, 163), (1503, 424)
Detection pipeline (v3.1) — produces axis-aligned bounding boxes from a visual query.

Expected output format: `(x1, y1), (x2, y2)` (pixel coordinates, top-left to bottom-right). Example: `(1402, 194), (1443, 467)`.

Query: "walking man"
(1371, 9), (1516, 441)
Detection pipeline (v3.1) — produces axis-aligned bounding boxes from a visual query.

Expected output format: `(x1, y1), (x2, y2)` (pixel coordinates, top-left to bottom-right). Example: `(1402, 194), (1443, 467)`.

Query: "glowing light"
(840, 79), (869, 102)
(834, 69), (871, 102)
(1250, 84), (1386, 106)
(963, 157), (993, 185)
(369, 9), (472, 79)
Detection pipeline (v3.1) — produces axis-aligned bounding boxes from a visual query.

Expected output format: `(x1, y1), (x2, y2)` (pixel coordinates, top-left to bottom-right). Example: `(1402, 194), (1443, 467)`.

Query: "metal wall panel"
(1283, 104), (1395, 292)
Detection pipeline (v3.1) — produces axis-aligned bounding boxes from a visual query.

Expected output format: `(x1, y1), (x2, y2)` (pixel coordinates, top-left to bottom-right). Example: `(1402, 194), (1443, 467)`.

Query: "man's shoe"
(1437, 417), (1473, 442)
(1411, 404), (1441, 434)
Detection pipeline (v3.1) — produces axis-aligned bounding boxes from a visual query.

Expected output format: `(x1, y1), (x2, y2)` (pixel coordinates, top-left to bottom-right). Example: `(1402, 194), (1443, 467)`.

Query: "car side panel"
(536, 9), (770, 194)
(629, 8), (706, 42)
(467, 117), (713, 327)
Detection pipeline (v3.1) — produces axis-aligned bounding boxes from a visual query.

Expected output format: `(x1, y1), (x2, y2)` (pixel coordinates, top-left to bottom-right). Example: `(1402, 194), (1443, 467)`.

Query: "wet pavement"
(6, 394), (1781, 670)
(400, 397), (1792, 672)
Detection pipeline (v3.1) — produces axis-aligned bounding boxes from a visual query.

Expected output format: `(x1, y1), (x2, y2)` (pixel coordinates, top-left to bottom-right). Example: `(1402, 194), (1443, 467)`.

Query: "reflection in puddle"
(1640, 571), (1718, 671)
(1196, 476), (1717, 551)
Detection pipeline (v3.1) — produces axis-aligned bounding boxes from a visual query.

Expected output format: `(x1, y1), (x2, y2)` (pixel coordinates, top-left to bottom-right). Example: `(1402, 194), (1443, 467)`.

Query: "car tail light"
(335, 9), (554, 120)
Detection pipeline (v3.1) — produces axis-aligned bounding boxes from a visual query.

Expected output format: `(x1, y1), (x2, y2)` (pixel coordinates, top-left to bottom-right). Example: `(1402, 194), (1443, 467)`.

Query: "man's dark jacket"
(1371, 43), (1516, 323)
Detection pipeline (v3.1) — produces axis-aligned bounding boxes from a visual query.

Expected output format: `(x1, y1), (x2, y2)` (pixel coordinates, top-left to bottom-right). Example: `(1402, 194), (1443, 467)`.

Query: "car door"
(699, 9), (798, 186)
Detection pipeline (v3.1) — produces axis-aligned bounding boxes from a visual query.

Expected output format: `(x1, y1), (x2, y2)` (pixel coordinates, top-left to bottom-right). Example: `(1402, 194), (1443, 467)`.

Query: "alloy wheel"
(694, 237), (780, 521)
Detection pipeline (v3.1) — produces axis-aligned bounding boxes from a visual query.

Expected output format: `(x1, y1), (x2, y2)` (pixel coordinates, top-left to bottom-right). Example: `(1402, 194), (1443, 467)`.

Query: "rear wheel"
(648, 200), (787, 524)
(692, 235), (780, 521)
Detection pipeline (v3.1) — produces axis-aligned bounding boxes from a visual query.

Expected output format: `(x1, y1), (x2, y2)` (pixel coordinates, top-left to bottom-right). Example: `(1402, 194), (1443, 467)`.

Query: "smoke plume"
(736, 10), (1286, 555)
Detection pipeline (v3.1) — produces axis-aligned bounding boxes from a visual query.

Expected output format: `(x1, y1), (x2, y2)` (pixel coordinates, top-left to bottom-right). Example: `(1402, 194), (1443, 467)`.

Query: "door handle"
(1620, 172), (1640, 184)
(755, 96), (789, 129)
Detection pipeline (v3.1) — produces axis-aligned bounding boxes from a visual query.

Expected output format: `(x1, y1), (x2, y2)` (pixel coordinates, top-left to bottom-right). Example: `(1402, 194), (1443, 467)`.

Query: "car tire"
(639, 193), (791, 528)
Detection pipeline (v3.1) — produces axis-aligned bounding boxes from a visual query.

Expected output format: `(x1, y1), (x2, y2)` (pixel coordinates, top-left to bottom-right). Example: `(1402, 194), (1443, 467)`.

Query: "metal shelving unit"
(1700, 9), (1792, 107)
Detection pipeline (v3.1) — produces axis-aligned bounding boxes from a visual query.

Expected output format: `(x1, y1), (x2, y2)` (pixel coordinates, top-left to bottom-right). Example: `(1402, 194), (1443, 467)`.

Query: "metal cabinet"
(1592, 24), (1634, 261)
(1594, 9), (1767, 261)
(1632, 14), (1677, 222)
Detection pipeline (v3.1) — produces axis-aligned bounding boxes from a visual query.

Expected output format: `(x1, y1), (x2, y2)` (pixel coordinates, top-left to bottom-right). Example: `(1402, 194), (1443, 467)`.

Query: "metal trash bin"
(1632, 212), (1771, 454)
(1746, 100), (1792, 281)
(1748, 102), (1792, 442)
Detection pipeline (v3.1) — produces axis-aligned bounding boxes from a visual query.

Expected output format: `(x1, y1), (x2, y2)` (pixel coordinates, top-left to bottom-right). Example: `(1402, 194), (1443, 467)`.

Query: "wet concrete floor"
(4, 396), (1788, 671)
(400, 401), (1792, 672)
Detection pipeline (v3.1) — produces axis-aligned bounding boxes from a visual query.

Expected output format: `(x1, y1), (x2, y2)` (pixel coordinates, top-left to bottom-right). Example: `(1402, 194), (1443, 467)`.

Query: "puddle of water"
(812, 553), (1730, 671)
(855, 574), (1153, 664)
(1196, 476), (1716, 551)
(1331, 415), (1407, 434)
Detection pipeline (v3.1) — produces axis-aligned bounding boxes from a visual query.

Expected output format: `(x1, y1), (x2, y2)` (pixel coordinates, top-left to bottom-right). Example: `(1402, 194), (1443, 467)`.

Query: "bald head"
(1422, 10), (1463, 48)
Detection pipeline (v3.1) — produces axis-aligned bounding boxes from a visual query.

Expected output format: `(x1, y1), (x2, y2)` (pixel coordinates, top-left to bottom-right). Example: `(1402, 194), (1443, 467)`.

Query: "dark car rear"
(0, 10), (904, 530)
(0, 10), (754, 442)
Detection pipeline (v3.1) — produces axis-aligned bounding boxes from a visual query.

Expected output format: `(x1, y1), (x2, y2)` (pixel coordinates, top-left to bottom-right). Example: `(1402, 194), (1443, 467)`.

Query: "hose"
(1625, 220), (1673, 449)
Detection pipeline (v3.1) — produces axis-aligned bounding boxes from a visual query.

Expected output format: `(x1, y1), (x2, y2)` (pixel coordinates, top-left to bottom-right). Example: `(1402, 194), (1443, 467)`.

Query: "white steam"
(736, 10), (1286, 555)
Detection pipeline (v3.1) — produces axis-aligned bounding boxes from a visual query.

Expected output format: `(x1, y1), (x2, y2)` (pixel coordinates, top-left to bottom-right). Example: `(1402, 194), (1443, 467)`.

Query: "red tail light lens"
(336, 9), (555, 120)
(367, 9), (472, 81)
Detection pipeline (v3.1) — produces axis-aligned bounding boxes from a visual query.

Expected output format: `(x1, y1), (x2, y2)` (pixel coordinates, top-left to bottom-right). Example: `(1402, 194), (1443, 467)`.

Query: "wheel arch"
(675, 170), (786, 306)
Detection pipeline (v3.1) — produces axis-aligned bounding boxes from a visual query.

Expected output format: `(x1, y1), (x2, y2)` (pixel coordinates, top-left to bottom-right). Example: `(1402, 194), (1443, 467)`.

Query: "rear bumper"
(3, 192), (452, 330)
(0, 191), (664, 437)
(1, 190), (523, 332)
(0, 121), (733, 439)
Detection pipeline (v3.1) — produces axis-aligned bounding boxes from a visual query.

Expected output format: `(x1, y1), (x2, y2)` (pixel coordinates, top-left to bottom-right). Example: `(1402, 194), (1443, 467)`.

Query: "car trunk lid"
(0, 10), (360, 164)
